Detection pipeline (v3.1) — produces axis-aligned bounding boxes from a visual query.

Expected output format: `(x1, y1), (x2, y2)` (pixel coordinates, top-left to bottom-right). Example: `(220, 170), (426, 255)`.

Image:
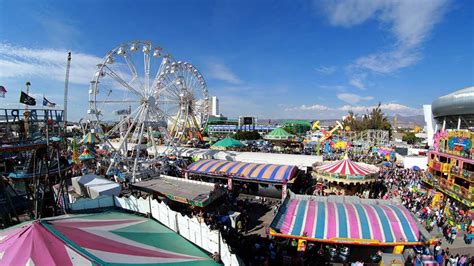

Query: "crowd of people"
(68, 141), (473, 265)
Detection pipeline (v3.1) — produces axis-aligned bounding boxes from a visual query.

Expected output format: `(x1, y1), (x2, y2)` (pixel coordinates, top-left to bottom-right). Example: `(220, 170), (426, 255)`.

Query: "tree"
(402, 132), (420, 144)
(342, 103), (392, 133)
(233, 130), (261, 140)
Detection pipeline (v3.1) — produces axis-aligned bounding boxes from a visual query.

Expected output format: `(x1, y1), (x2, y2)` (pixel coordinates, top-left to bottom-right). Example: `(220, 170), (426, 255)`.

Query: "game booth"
(131, 175), (225, 208)
(269, 192), (436, 262)
(186, 159), (299, 199)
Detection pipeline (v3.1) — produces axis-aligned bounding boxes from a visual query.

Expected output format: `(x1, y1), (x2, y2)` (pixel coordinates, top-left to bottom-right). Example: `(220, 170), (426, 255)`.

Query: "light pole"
(24, 81), (31, 139)
(63, 52), (71, 133)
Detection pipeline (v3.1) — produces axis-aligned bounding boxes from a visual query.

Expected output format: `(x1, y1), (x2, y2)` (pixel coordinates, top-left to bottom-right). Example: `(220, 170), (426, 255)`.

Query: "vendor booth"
(270, 192), (435, 252)
(132, 175), (225, 207)
(187, 159), (298, 198)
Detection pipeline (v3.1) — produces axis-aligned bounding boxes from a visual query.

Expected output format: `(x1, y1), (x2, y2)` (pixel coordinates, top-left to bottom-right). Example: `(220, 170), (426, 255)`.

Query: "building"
(424, 86), (474, 208)
(210, 96), (219, 116)
(423, 104), (435, 147)
(431, 86), (474, 130)
(207, 124), (275, 136)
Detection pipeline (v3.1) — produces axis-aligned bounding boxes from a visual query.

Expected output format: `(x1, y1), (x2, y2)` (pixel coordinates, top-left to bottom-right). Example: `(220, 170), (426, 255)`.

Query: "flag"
(43, 96), (56, 107)
(0, 86), (6, 98)
(20, 91), (36, 106)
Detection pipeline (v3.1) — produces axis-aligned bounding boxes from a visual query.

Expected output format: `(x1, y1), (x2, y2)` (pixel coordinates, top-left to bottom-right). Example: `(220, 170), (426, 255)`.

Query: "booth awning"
(132, 176), (224, 207)
(211, 137), (244, 150)
(187, 159), (298, 184)
(270, 195), (421, 245)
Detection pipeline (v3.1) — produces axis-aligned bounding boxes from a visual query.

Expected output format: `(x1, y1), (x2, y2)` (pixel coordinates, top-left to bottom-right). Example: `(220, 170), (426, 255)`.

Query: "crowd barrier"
(70, 195), (241, 266)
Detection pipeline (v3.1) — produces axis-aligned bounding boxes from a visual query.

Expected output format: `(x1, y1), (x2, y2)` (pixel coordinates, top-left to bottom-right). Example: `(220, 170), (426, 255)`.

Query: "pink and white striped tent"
(316, 157), (378, 176)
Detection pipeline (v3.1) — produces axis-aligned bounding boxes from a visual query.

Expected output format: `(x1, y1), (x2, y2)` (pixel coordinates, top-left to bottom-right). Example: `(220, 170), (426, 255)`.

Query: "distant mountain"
(389, 115), (425, 128)
(257, 115), (426, 128)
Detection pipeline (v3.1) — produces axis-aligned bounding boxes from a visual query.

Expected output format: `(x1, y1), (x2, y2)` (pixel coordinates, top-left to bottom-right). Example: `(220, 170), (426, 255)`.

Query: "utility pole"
(63, 52), (72, 133)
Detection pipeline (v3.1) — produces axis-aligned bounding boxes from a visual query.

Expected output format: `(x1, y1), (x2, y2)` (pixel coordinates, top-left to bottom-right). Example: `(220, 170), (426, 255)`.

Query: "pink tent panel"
(0, 222), (91, 265)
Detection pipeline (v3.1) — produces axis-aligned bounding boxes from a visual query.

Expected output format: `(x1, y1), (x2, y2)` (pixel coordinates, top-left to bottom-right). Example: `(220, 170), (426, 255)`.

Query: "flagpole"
(63, 52), (71, 133)
(24, 81), (31, 139)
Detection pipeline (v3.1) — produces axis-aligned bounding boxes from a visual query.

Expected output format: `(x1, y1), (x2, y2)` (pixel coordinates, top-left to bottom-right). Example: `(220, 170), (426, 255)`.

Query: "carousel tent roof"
(187, 159), (298, 184)
(264, 127), (294, 140)
(211, 137), (244, 149)
(0, 211), (218, 265)
(316, 156), (378, 175)
(270, 194), (422, 245)
(81, 132), (100, 145)
(0, 221), (90, 265)
(79, 150), (95, 161)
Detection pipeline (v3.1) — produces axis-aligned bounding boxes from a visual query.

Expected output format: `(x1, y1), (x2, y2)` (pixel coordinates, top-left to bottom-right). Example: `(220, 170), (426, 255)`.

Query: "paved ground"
(237, 193), (278, 236)
(429, 226), (473, 256)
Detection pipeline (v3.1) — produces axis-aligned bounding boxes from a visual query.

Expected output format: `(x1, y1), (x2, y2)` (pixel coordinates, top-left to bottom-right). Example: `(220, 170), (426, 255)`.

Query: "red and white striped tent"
(316, 156), (378, 176)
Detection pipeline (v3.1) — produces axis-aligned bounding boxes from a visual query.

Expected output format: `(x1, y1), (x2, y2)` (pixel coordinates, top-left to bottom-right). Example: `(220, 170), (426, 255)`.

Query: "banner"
(43, 96), (56, 107)
(20, 91), (36, 106)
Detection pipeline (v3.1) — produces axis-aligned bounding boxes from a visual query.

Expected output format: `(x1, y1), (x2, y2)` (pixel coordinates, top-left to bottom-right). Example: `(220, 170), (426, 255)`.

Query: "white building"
(423, 104), (435, 147)
(211, 96), (219, 116)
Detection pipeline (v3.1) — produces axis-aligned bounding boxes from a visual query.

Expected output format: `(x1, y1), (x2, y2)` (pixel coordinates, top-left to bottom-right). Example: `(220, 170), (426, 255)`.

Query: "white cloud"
(348, 76), (366, 89)
(284, 102), (421, 118)
(355, 47), (421, 74)
(337, 93), (373, 103)
(339, 103), (422, 115)
(205, 59), (241, 84)
(318, 84), (346, 91)
(315, 66), (336, 75)
(319, 0), (449, 73)
(0, 43), (102, 85)
(285, 104), (330, 112)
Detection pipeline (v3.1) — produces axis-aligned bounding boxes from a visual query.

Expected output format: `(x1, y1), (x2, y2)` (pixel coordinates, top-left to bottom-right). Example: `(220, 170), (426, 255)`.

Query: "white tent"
(71, 174), (98, 195)
(84, 178), (121, 199)
(71, 174), (121, 199)
(149, 146), (322, 170)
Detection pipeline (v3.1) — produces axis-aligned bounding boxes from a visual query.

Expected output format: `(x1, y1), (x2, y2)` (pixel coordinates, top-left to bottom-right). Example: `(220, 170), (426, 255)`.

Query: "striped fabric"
(81, 133), (99, 145)
(271, 198), (420, 244)
(187, 159), (297, 183)
(316, 158), (378, 175)
(0, 212), (218, 265)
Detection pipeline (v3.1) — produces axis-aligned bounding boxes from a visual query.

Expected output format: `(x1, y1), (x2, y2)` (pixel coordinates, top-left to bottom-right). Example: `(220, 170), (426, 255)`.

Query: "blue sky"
(0, 0), (472, 121)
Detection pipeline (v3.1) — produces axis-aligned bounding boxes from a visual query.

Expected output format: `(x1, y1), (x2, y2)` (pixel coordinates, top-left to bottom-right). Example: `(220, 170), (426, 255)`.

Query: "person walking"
(450, 231), (456, 244)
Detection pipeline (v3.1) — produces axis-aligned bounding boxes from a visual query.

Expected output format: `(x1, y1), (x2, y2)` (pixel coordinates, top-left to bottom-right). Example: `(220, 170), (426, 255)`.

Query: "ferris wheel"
(87, 40), (209, 181)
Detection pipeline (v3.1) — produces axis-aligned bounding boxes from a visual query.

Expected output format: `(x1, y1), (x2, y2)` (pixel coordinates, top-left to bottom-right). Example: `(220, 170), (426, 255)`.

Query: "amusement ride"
(86, 40), (210, 182)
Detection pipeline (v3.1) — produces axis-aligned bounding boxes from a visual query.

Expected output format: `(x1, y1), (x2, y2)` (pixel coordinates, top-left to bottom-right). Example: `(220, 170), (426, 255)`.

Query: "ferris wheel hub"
(147, 95), (156, 108)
